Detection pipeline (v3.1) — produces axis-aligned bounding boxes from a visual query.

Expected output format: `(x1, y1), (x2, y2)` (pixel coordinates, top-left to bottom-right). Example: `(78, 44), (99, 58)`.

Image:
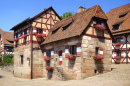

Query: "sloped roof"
(0, 29), (14, 46)
(106, 3), (130, 35)
(41, 5), (109, 45)
(11, 6), (61, 30)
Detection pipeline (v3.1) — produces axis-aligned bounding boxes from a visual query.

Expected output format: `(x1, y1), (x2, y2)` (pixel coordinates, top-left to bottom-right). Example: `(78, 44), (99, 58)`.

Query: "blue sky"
(0, 0), (129, 32)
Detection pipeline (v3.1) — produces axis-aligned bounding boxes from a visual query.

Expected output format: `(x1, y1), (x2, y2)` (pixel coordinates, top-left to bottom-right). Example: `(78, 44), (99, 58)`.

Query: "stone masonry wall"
(42, 37), (82, 80)
(81, 35), (112, 79)
(14, 43), (31, 79)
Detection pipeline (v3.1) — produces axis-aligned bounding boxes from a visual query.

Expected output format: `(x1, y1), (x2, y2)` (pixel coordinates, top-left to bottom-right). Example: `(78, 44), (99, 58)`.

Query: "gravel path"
(0, 64), (130, 86)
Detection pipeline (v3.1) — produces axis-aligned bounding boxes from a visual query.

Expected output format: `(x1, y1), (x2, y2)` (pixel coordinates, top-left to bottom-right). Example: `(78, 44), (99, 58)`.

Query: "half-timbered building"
(11, 7), (61, 79)
(41, 5), (114, 80)
(106, 3), (130, 64)
(0, 28), (14, 56)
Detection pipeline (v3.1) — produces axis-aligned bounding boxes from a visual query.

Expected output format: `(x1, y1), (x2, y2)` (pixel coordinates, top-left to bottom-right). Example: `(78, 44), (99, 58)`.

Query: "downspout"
(27, 21), (33, 79)
(125, 34), (128, 64)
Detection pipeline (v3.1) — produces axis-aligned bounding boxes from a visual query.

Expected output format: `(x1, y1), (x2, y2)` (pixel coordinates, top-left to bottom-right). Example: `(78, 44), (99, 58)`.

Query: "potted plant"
(114, 42), (121, 49)
(45, 66), (53, 71)
(44, 56), (51, 62)
(36, 34), (46, 38)
(21, 35), (27, 38)
(13, 38), (19, 42)
(114, 56), (122, 64)
(94, 24), (105, 31)
(68, 54), (76, 60)
(93, 54), (104, 60)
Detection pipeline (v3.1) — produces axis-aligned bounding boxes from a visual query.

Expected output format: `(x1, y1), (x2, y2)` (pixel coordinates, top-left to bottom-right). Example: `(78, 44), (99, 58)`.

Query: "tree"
(60, 11), (77, 19)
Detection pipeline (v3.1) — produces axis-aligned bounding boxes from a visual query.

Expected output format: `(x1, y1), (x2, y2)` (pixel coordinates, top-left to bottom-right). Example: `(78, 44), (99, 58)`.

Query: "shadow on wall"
(68, 59), (76, 69)
(47, 70), (53, 79)
(94, 60), (104, 73)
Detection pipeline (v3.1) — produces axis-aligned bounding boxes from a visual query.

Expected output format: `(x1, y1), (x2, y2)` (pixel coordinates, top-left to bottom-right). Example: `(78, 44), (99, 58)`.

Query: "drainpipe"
(27, 21), (33, 79)
(125, 34), (128, 64)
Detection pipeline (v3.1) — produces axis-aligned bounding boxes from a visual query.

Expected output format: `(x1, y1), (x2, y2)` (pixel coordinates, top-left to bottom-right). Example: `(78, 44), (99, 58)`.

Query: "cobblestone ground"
(0, 64), (130, 86)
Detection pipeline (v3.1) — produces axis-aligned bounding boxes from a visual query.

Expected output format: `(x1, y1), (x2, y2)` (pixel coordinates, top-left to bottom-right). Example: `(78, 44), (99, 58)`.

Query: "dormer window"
(112, 24), (120, 31)
(119, 12), (127, 18)
(52, 27), (60, 34)
(63, 23), (71, 31)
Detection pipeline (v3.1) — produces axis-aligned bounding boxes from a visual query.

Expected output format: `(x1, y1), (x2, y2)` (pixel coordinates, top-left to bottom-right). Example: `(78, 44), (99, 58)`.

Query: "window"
(119, 13), (127, 18)
(63, 23), (72, 31)
(117, 52), (121, 57)
(24, 29), (27, 34)
(21, 55), (23, 65)
(112, 24), (120, 31)
(70, 45), (77, 55)
(116, 38), (123, 43)
(47, 49), (51, 57)
(95, 47), (99, 55)
(37, 28), (42, 34)
(52, 28), (59, 34)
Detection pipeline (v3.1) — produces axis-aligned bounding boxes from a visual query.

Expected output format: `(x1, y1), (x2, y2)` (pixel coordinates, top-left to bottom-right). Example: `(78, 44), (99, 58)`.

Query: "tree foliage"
(3, 54), (14, 65)
(60, 11), (77, 19)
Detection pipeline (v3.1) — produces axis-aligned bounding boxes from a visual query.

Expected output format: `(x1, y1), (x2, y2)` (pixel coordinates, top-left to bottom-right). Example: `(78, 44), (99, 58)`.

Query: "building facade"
(41, 5), (114, 80)
(0, 28), (14, 56)
(11, 7), (61, 79)
(106, 3), (130, 64)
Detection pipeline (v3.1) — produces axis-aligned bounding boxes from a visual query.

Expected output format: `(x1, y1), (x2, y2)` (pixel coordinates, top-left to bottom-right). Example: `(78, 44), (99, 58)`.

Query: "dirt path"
(0, 64), (130, 86)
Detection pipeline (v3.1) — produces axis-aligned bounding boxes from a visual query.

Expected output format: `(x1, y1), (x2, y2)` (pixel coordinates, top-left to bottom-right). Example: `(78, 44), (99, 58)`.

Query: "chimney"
(78, 6), (86, 13)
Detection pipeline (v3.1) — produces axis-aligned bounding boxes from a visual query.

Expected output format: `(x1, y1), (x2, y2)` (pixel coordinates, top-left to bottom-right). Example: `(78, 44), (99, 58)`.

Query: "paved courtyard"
(0, 64), (130, 86)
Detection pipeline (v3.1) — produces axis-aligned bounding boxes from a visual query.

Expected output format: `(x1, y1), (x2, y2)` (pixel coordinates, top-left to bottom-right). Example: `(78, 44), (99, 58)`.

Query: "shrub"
(3, 54), (14, 65)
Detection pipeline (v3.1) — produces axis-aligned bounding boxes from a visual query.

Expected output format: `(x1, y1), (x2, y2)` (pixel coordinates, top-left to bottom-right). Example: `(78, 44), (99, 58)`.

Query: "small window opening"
(70, 45), (77, 55)
(117, 52), (121, 57)
(63, 23), (72, 31)
(21, 55), (23, 65)
(119, 13), (127, 18)
(112, 24), (120, 31)
(116, 38), (123, 43)
(95, 47), (99, 55)
(47, 49), (51, 57)
(94, 69), (97, 74)
(52, 28), (60, 34)
(37, 28), (42, 34)
(24, 29), (27, 34)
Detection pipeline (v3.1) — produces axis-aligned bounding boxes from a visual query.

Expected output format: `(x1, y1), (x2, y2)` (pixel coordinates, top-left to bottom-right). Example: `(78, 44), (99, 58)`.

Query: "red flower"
(44, 56), (51, 62)
(94, 24), (105, 31)
(114, 42), (121, 46)
(68, 54), (76, 60)
(93, 54), (104, 60)
(45, 66), (53, 71)
(21, 35), (27, 38)
(36, 34), (46, 38)
(114, 56), (122, 60)
(13, 38), (19, 42)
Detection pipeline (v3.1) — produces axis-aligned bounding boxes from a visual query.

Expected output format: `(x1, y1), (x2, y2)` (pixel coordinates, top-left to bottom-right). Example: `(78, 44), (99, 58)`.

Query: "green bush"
(3, 54), (14, 65)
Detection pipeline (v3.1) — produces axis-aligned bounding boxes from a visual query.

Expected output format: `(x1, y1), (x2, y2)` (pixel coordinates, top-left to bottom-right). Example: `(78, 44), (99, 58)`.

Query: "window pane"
(21, 55), (23, 64)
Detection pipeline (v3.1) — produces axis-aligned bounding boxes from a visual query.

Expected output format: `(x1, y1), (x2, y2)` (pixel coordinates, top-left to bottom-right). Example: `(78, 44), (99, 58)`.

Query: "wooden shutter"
(114, 52), (117, 58)
(65, 45), (69, 58)
(76, 43), (81, 56)
(51, 48), (54, 58)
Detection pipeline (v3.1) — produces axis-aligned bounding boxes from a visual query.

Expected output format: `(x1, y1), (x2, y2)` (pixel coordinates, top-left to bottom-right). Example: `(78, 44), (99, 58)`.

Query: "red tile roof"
(42, 5), (109, 45)
(106, 3), (130, 35)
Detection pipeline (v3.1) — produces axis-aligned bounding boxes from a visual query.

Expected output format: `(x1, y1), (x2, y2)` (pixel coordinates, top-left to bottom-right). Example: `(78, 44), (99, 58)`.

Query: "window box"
(68, 54), (76, 60)
(114, 56), (122, 64)
(36, 33), (46, 38)
(93, 54), (104, 60)
(114, 42), (121, 49)
(21, 35), (27, 38)
(45, 66), (53, 71)
(94, 24), (105, 31)
(13, 38), (19, 42)
(44, 56), (51, 62)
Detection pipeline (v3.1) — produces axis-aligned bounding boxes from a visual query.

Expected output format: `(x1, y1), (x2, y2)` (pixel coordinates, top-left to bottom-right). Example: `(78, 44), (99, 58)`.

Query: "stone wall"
(14, 43), (31, 79)
(42, 36), (82, 80)
(81, 35), (112, 79)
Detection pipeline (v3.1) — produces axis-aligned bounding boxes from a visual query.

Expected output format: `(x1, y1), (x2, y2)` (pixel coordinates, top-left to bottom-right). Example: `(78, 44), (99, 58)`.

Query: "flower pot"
(115, 59), (121, 64)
